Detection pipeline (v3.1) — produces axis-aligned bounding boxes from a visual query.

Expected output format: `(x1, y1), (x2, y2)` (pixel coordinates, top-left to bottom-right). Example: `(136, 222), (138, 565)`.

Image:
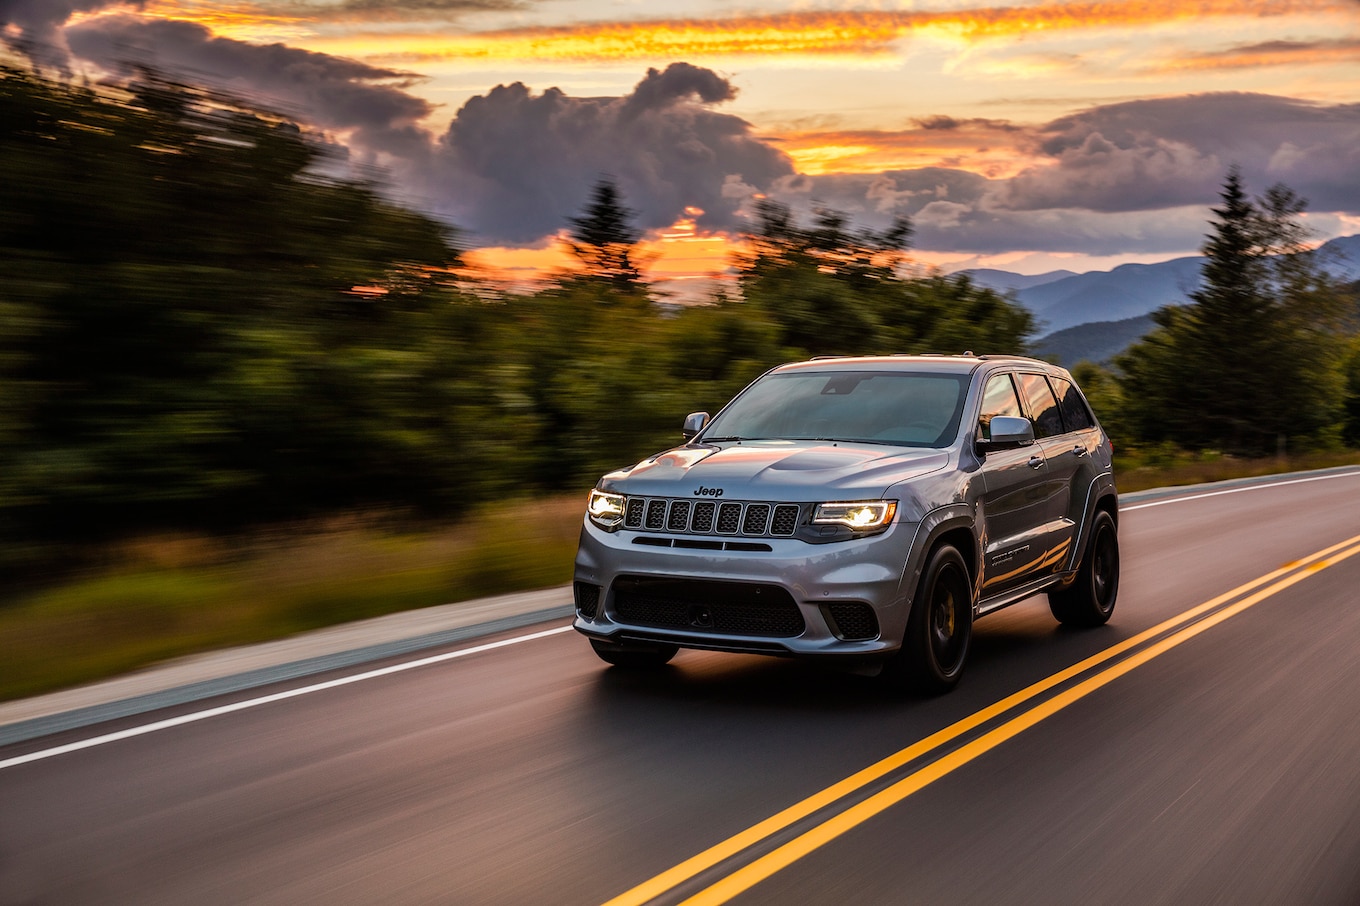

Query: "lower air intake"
(573, 581), (601, 619)
(611, 576), (805, 637)
(825, 602), (879, 640)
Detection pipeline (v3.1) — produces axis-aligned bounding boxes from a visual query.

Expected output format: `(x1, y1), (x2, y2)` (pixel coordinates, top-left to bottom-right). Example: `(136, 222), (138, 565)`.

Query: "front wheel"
(1048, 509), (1119, 627)
(590, 638), (678, 669)
(885, 544), (973, 695)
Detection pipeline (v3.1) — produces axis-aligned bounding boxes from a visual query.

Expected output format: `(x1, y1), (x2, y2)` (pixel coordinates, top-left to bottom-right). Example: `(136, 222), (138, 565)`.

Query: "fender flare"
(896, 503), (979, 615)
(1063, 471), (1119, 575)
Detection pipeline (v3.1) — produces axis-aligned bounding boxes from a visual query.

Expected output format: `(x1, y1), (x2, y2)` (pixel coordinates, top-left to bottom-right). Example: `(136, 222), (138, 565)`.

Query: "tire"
(1048, 509), (1119, 627)
(885, 544), (973, 695)
(589, 638), (678, 669)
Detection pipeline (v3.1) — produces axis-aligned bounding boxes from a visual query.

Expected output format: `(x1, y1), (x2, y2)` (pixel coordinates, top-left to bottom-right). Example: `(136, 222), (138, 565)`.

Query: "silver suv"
(572, 355), (1119, 693)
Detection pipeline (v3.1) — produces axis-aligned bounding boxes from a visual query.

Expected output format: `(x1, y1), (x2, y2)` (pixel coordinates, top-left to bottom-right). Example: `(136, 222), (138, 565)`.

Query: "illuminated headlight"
(587, 490), (627, 529)
(812, 500), (898, 532)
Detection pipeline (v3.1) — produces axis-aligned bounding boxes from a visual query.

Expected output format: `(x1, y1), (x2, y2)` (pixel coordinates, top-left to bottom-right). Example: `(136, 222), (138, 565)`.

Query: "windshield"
(702, 370), (970, 448)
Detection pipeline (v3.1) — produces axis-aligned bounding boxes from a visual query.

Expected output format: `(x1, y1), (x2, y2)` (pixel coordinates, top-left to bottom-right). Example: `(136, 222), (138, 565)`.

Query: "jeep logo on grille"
(693, 486), (724, 497)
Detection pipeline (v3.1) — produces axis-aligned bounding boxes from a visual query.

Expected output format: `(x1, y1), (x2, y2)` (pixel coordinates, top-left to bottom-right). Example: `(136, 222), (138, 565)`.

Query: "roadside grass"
(0, 495), (585, 702)
(5, 449), (1360, 703)
(1114, 448), (1360, 493)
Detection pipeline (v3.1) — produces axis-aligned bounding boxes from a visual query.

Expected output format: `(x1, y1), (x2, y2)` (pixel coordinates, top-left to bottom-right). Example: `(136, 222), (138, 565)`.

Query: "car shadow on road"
(581, 598), (1119, 716)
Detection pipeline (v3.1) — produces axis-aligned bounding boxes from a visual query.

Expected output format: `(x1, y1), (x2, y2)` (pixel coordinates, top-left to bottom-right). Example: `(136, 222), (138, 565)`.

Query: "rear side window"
(1016, 373), (1064, 439)
(1050, 377), (1096, 432)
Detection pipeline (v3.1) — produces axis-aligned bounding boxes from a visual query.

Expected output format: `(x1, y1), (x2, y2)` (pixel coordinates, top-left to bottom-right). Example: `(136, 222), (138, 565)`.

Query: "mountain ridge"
(961, 233), (1360, 335)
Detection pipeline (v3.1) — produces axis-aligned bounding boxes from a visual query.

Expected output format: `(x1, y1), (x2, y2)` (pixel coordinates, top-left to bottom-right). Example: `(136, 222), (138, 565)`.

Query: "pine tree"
(564, 177), (645, 294)
(1117, 168), (1347, 454)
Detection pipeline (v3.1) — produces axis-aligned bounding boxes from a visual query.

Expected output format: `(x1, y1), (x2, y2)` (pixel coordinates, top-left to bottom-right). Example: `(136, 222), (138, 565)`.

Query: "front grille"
(668, 500), (691, 531)
(574, 581), (601, 619)
(619, 496), (805, 539)
(742, 504), (771, 535)
(771, 505), (800, 536)
(825, 602), (879, 640)
(611, 576), (805, 637)
(717, 502), (742, 534)
(692, 501), (716, 533)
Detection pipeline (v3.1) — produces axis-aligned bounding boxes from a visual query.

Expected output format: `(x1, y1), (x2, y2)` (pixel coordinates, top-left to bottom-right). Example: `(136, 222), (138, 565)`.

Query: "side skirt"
(976, 571), (1075, 617)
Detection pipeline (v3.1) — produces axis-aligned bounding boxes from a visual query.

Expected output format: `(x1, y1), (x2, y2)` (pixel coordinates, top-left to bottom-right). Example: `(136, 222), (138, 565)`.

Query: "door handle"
(1072, 445), (1088, 456)
(1028, 456), (1044, 469)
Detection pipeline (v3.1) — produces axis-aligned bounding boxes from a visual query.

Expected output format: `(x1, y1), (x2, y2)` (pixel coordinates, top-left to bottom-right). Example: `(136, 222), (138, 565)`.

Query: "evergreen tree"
(564, 177), (646, 294)
(1117, 168), (1348, 454)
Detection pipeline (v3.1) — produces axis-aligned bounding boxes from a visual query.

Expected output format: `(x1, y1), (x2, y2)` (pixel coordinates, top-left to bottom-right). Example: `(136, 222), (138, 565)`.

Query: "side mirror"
(682, 411), (710, 440)
(977, 415), (1034, 451)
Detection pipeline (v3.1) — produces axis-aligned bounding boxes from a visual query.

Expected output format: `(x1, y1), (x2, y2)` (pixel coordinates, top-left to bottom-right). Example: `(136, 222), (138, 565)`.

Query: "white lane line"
(0, 624), (574, 772)
(1122, 469), (1360, 511)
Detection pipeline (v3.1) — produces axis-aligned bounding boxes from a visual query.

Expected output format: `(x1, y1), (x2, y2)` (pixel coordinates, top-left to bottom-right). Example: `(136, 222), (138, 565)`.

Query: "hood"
(600, 441), (950, 500)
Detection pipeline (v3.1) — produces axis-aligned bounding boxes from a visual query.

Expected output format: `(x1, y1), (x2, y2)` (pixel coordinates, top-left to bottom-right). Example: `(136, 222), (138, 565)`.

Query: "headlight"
(812, 500), (897, 531)
(587, 490), (627, 529)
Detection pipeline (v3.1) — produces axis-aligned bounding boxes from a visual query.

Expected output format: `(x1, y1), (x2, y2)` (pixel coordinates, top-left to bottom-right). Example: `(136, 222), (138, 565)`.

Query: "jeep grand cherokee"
(572, 354), (1119, 693)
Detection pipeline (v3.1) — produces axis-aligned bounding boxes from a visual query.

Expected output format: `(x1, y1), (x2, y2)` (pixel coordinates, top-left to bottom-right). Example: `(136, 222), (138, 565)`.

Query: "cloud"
(1004, 93), (1360, 212)
(1156, 38), (1360, 72)
(773, 118), (1030, 176)
(333, 0), (521, 13)
(285, 0), (527, 24)
(765, 93), (1360, 255)
(63, 14), (434, 158)
(416, 63), (794, 244)
(0, 0), (143, 72)
(52, 18), (788, 245)
(350, 0), (1352, 65)
(620, 61), (735, 118)
(22, 0), (1360, 260)
(770, 168), (1210, 254)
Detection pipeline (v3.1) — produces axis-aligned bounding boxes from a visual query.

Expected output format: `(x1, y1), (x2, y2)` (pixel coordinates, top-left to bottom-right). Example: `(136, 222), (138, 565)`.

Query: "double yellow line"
(604, 531), (1360, 906)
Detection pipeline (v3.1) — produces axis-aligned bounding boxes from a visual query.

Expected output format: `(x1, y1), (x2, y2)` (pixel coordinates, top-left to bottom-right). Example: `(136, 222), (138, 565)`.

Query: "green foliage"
(739, 200), (1033, 357)
(1069, 361), (1130, 448)
(0, 65), (503, 557)
(564, 176), (646, 294)
(1345, 332), (1360, 448)
(1116, 168), (1352, 456)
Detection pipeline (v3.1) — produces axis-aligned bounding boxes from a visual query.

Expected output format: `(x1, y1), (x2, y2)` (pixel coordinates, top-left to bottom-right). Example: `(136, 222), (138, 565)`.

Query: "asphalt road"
(4, 471), (1360, 905)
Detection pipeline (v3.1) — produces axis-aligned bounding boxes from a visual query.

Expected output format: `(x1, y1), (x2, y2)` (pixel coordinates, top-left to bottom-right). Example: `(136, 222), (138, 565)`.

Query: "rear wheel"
(1048, 509), (1119, 626)
(885, 544), (973, 695)
(589, 638), (678, 669)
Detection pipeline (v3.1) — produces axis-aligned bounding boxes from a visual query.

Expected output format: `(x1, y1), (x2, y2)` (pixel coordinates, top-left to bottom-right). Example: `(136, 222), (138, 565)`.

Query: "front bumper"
(572, 516), (921, 658)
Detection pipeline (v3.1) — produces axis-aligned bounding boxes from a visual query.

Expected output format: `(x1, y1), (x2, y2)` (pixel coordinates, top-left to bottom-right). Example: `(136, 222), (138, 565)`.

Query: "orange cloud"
(1156, 38), (1360, 71)
(143, 0), (308, 37)
(328, 0), (1351, 64)
(772, 118), (1033, 177)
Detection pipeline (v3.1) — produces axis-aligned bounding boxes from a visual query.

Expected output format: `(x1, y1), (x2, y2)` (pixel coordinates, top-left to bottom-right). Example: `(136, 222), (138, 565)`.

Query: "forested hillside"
(1034, 315), (1155, 366)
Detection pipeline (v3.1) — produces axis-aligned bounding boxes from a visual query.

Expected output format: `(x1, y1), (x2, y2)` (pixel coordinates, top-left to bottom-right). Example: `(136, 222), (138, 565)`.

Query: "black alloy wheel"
(1049, 509), (1120, 627)
(887, 543), (973, 695)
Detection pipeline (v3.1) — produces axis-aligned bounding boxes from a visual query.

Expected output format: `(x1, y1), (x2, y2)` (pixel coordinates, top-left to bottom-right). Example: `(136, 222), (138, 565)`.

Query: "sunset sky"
(4, 0), (1359, 288)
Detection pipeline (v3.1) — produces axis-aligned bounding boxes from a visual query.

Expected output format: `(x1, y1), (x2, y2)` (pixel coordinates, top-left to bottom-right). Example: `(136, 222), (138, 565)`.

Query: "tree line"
(2, 65), (1358, 572)
(1080, 168), (1360, 456)
(0, 65), (1032, 567)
